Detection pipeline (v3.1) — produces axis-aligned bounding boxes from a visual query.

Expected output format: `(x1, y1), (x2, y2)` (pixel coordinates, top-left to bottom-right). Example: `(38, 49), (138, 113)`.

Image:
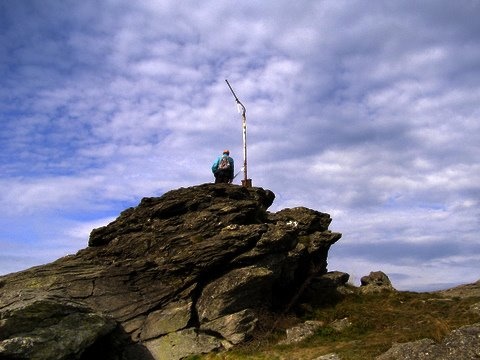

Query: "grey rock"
(197, 265), (276, 322)
(140, 299), (192, 341)
(279, 320), (324, 345)
(313, 354), (342, 360)
(376, 323), (480, 360)
(330, 317), (352, 332)
(360, 271), (396, 293)
(375, 338), (440, 360)
(470, 302), (480, 315)
(144, 328), (223, 360)
(201, 308), (258, 344)
(0, 295), (116, 360)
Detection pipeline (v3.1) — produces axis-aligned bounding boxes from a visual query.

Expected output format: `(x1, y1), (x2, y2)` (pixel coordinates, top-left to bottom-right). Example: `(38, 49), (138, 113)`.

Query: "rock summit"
(0, 184), (342, 360)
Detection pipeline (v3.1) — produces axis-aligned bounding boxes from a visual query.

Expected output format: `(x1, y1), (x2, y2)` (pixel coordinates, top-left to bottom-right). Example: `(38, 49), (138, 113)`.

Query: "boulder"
(279, 317), (352, 347)
(144, 328), (223, 360)
(0, 295), (116, 360)
(0, 184), (341, 360)
(360, 271), (396, 293)
(330, 317), (352, 332)
(279, 320), (324, 345)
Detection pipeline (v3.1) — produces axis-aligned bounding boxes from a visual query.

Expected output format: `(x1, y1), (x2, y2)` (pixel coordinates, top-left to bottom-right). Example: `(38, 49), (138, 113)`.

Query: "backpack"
(218, 156), (231, 170)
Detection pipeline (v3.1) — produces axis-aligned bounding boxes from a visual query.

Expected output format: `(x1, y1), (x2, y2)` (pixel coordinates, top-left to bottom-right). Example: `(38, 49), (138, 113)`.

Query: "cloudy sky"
(1, 0), (479, 291)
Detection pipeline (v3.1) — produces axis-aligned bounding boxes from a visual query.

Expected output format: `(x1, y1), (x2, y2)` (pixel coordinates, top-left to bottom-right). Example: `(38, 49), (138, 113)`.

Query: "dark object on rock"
(0, 184), (341, 360)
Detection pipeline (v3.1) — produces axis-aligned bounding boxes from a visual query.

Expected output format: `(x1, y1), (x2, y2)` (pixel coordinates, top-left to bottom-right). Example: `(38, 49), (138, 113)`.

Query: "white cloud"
(0, 0), (479, 290)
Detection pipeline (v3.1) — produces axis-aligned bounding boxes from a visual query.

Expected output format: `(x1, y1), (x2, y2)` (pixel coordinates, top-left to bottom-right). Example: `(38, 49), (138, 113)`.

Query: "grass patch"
(199, 290), (480, 360)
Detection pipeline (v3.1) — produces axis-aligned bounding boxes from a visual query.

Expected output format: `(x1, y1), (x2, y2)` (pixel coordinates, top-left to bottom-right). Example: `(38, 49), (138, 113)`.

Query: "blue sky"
(1, 0), (479, 291)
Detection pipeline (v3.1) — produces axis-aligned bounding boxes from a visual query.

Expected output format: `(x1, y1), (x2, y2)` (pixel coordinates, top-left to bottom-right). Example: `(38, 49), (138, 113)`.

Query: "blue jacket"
(212, 155), (234, 175)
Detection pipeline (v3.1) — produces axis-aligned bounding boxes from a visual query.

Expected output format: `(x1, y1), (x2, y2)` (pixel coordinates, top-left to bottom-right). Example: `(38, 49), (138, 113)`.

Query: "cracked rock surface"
(0, 184), (341, 360)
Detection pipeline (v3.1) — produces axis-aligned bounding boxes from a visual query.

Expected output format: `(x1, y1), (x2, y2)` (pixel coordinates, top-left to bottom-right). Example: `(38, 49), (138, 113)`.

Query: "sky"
(1, 0), (479, 291)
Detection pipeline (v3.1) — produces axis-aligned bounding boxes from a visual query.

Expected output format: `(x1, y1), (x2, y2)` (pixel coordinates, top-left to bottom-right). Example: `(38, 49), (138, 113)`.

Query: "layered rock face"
(0, 184), (341, 360)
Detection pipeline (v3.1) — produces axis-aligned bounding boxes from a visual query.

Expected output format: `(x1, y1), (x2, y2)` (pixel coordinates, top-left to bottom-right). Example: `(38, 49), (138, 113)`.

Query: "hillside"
(198, 281), (480, 359)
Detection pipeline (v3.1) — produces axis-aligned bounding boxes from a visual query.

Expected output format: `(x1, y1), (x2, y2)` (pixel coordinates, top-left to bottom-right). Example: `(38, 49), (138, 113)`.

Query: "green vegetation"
(198, 290), (480, 360)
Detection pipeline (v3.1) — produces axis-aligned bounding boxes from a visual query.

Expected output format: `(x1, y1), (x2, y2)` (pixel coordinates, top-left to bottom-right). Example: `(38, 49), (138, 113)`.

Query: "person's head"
(223, 150), (230, 156)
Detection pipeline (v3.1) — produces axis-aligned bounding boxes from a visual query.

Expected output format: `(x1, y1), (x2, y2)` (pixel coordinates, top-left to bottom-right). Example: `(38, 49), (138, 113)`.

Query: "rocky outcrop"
(0, 184), (341, 360)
